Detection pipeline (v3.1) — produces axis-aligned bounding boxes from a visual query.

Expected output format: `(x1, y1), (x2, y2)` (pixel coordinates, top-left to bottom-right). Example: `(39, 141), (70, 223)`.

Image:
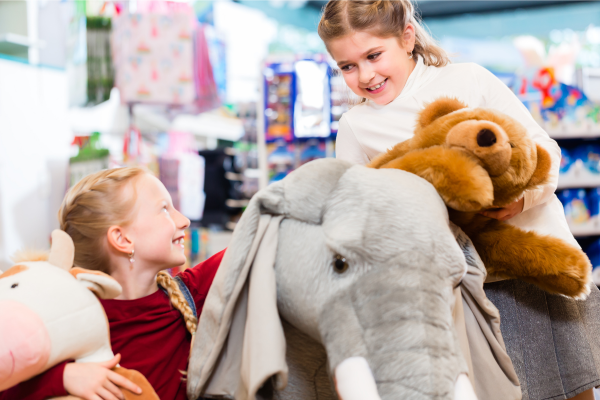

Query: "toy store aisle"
(1, 1), (600, 273)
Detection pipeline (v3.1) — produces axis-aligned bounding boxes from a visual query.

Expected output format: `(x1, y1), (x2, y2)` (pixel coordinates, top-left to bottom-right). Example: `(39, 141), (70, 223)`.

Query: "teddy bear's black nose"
(477, 129), (497, 147)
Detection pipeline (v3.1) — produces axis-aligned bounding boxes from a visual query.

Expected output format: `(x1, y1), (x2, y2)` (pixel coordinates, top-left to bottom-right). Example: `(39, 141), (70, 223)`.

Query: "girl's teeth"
(368, 79), (386, 90)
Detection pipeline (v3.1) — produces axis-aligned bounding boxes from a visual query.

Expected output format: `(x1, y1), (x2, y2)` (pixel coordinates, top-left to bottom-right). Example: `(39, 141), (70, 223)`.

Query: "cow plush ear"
(69, 267), (122, 299)
(418, 97), (468, 128)
(48, 230), (74, 271)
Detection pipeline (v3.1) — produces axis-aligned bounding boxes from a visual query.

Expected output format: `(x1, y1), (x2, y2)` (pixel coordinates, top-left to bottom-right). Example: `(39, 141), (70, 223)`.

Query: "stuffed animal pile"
(0, 230), (158, 400)
(369, 97), (591, 299)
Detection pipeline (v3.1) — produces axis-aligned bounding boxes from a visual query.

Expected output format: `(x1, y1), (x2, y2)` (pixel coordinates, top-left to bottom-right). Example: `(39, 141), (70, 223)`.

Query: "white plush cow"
(0, 230), (157, 400)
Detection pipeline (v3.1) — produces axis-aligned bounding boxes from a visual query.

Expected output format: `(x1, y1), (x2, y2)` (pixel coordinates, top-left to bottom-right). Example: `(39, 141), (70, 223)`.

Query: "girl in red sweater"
(0, 167), (223, 400)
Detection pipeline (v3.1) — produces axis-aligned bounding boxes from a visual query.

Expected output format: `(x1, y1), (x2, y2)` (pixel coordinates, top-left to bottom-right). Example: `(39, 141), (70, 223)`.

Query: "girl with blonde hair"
(0, 167), (223, 400)
(319, 1), (600, 400)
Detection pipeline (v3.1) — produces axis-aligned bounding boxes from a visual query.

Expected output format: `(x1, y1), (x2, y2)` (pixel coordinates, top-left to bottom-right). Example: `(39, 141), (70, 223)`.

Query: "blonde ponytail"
(156, 271), (198, 337)
(318, 0), (450, 67)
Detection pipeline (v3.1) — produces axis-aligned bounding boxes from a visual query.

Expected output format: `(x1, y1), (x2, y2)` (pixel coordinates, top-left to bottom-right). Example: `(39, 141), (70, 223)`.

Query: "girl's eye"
(367, 52), (381, 61)
(162, 206), (169, 212)
(340, 64), (353, 72)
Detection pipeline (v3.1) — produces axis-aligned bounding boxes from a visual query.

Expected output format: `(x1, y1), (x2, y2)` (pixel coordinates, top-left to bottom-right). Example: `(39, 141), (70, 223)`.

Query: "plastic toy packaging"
(560, 147), (573, 174)
(585, 239), (600, 285)
(558, 189), (591, 225)
(588, 188), (600, 220)
(299, 139), (326, 166)
(267, 141), (295, 183)
(577, 145), (600, 174)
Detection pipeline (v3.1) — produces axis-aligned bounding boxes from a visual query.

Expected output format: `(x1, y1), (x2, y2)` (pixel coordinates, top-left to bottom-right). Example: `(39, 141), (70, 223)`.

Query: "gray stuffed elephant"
(187, 158), (479, 400)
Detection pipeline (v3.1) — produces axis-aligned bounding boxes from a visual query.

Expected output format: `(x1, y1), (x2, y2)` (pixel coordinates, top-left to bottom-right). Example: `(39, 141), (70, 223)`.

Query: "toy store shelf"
(547, 128), (600, 140)
(558, 168), (600, 189)
(568, 220), (600, 237)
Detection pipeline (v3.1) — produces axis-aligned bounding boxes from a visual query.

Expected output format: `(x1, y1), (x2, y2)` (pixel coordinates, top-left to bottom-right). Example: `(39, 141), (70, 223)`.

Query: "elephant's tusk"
(334, 357), (381, 400)
(454, 373), (478, 400)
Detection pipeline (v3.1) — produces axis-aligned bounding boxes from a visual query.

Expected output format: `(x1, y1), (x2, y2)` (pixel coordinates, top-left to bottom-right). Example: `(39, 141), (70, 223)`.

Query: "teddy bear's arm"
(368, 140), (414, 169)
(469, 221), (592, 299)
(377, 146), (495, 212)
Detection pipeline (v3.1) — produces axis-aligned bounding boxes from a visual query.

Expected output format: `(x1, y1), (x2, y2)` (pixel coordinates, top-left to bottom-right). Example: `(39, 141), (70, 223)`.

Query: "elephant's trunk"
(318, 268), (465, 400)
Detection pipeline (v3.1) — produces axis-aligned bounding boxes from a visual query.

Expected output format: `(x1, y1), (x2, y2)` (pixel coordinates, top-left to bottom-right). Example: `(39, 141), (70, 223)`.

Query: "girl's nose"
(358, 66), (375, 85)
(175, 210), (190, 230)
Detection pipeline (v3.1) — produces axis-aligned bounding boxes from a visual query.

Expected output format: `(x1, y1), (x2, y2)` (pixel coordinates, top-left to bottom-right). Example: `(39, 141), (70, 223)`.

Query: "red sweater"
(0, 250), (224, 400)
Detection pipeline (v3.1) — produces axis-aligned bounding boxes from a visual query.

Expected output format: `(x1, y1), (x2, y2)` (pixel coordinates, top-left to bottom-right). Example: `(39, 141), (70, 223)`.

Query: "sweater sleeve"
(179, 249), (225, 316)
(0, 361), (69, 400)
(336, 115), (371, 165)
(473, 63), (561, 212)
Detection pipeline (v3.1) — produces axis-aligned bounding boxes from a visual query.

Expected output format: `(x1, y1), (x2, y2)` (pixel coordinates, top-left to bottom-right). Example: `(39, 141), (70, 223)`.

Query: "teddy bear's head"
(414, 97), (552, 207)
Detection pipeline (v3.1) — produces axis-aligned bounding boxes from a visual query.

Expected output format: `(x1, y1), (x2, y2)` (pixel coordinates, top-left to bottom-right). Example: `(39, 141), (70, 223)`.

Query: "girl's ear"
(106, 226), (133, 254)
(402, 23), (416, 51)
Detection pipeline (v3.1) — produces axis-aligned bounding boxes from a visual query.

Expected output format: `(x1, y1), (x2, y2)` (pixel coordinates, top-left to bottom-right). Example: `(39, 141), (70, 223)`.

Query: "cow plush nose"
(0, 301), (51, 391)
(477, 129), (497, 147)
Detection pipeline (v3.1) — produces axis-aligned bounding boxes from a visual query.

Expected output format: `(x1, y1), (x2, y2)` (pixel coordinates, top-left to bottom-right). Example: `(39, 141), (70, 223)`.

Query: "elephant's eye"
(332, 255), (349, 274)
(10, 283), (18, 289)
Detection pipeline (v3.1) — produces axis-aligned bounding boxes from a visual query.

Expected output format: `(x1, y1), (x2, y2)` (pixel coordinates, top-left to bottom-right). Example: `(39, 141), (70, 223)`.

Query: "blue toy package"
(586, 239), (600, 269)
(299, 139), (326, 166)
(560, 147), (573, 174)
(559, 189), (590, 224)
(588, 188), (600, 219)
(267, 141), (295, 184)
(574, 144), (600, 174)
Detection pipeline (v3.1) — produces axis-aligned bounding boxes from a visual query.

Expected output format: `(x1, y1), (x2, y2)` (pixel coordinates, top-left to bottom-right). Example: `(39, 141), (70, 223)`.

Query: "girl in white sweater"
(318, 1), (600, 400)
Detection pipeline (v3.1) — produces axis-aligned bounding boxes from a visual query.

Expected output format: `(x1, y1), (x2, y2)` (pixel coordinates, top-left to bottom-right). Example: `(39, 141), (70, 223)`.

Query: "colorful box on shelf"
(559, 187), (600, 236)
(558, 161), (600, 189)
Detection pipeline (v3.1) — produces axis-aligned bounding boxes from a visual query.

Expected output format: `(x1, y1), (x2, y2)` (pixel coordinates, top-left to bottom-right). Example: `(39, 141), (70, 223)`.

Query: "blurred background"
(1, 0), (600, 277)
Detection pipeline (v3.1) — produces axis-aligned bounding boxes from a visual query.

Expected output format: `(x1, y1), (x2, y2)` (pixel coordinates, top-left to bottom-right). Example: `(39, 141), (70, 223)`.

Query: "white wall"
(0, 58), (71, 270)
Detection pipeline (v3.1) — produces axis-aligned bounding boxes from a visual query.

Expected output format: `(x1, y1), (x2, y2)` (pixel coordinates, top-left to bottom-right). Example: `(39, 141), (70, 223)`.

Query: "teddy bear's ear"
(526, 144), (552, 189)
(418, 97), (468, 129)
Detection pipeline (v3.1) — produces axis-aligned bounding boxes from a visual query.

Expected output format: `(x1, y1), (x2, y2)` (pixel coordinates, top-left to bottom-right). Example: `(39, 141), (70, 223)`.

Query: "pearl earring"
(408, 51), (413, 59)
(129, 249), (135, 263)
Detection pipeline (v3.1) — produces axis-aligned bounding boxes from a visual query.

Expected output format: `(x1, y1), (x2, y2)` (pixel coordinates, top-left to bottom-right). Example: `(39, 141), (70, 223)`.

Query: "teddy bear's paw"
(444, 196), (493, 213)
(573, 282), (592, 300)
(532, 252), (592, 299)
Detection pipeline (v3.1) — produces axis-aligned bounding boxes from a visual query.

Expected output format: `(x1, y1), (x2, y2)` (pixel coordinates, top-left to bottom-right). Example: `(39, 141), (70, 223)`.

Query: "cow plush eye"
(332, 255), (349, 274)
(10, 283), (18, 289)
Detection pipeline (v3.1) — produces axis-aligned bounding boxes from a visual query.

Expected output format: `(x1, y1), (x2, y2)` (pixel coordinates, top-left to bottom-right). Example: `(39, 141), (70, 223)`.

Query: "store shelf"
(558, 162), (600, 189)
(545, 124), (600, 140)
(568, 219), (600, 237)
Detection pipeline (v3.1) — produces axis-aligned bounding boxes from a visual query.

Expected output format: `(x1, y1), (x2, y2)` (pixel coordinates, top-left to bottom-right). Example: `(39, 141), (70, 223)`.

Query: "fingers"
(104, 380), (125, 400)
(480, 209), (512, 221)
(99, 354), (121, 369)
(97, 386), (120, 400)
(107, 370), (142, 395)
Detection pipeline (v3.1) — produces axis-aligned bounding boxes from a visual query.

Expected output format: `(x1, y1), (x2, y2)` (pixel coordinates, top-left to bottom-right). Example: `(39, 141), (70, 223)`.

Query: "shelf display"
(260, 57), (352, 185)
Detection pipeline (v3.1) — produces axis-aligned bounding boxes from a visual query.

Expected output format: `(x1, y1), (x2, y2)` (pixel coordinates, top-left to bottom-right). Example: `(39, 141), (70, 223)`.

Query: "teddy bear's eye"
(509, 142), (515, 148)
(10, 283), (18, 289)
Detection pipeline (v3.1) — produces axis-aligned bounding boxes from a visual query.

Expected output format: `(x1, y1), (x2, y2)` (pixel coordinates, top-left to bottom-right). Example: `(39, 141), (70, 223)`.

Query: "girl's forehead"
(137, 173), (169, 199)
(329, 32), (397, 60)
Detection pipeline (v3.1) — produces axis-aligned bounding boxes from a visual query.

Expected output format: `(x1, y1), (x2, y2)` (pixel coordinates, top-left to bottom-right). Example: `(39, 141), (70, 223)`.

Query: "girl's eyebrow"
(337, 46), (385, 67)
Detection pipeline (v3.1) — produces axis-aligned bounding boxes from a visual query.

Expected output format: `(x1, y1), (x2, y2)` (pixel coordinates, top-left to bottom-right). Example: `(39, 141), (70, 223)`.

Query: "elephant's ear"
(417, 97), (468, 129)
(187, 158), (353, 400)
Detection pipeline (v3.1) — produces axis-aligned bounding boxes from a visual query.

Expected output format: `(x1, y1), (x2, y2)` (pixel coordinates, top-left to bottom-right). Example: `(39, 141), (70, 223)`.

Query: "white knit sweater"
(336, 56), (578, 247)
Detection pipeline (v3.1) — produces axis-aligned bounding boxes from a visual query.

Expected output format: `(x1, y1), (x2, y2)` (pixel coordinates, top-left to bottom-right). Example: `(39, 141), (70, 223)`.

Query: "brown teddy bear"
(368, 97), (591, 299)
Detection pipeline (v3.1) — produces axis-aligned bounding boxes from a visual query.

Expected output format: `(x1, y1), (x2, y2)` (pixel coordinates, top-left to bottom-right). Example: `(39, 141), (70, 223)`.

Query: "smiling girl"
(319, 1), (600, 400)
(0, 167), (223, 400)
